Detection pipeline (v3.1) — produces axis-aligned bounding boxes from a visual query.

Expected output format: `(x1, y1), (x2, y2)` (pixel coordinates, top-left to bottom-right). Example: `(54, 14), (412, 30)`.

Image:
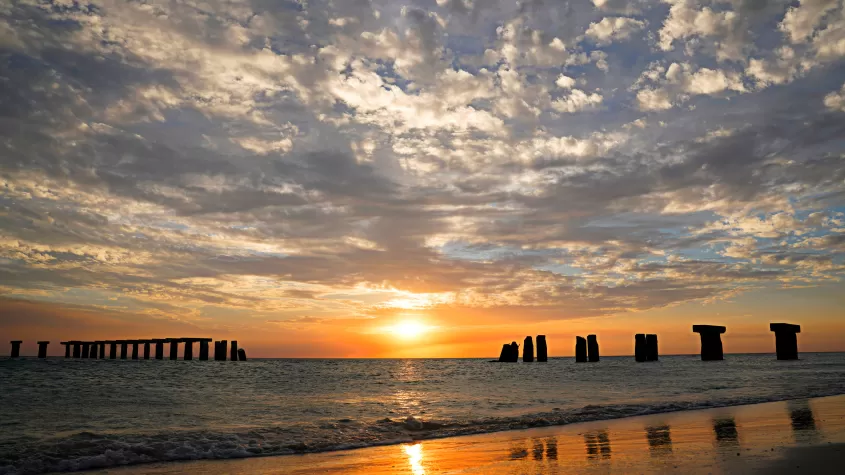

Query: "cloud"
(779, 0), (840, 43)
(824, 82), (845, 110)
(585, 16), (647, 45)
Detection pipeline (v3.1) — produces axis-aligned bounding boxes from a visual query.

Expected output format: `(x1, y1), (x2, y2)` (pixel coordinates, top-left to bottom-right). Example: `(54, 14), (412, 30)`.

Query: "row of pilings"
(494, 322), (802, 362)
(6, 338), (247, 360)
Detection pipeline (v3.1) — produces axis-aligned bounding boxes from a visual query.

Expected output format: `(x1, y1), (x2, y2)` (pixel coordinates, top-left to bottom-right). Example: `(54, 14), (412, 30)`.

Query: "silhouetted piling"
(587, 335), (599, 362)
(509, 341), (519, 362)
(183, 339), (194, 361)
(523, 336), (534, 362)
(143, 341), (151, 360)
(238, 348), (247, 361)
(169, 339), (179, 360)
(230, 341), (238, 361)
(498, 344), (510, 362)
(199, 340), (210, 361)
(72, 342), (81, 358)
(646, 334), (658, 361)
(37, 341), (49, 358)
(10, 341), (22, 358)
(62, 342), (71, 358)
(81, 342), (90, 359)
(120, 341), (128, 359)
(131, 341), (139, 360)
(536, 335), (548, 362)
(154, 339), (165, 360)
(216, 340), (228, 361)
(108, 341), (117, 359)
(575, 336), (587, 362)
(635, 334), (647, 362)
(770, 323), (800, 360)
(693, 325), (726, 361)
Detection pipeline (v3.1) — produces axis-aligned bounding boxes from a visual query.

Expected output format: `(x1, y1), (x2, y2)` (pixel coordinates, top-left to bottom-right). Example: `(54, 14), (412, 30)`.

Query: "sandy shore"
(100, 395), (845, 474)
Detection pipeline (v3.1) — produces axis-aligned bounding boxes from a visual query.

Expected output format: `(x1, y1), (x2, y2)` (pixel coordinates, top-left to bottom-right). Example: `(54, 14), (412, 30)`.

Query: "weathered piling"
(523, 336), (535, 362)
(108, 341), (117, 359)
(230, 341), (239, 362)
(498, 344), (510, 362)
(97, 342), (105, 359)
(153, 339), (165, 360)
(216, 340), (228, 361)
(635, 334), (647, 362)
(10, 341), (22, 358)
(183, 339), (194, 361)
(62, 342), (71, 358)
(693, 325), (726, 361)
(131, 341), (139, 360)
(238, 348), (247, 361)
(37, 341), (49, 358)
(169, 339), (179, 360)
(770, 323), (800, 360)
(509, 341), (519, 362)
(143, 341), (151, 360)
(536, 335), (548, 362)
(120, 341), (128, 359)
(587, 335), (600, 362)
(646, 334), (658, 361)
(81, 342), (90, 359)
(199, 339), (210, 361)
(72, 342), (81, 358)
(575, 336), (587, 362)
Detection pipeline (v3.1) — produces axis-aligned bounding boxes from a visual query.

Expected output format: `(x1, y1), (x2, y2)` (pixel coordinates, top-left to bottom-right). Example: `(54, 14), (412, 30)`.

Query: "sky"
(1, 0), (845, 358)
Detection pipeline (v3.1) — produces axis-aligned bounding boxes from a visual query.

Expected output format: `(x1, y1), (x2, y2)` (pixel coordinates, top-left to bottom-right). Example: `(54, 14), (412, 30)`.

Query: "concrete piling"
(81, 342), (90, 359)
(635, 334), (647, 362)
(62, 342), (71, 358)
(217, 340), (228, 361)
(693, 325), (726, 361)
(72, 342), (81, 358)
(770, 323), (800, 360)
(97, 342), (105, 359)
(587, 335), (600, 362)
(10, 341), (22, 358)
(108, 341), (117, 359)
(120, 341), (129, 359)
(131, 341), (139, 360)
(143, 341), (151, 360)
(183, 339), (194, 361)
(230, 341), (238, 362)
(238, 348), (247, 361)
(523, 336), (534, 362)
(169, 339), (179, 360)
(37, 341), (49, 358)
(646, 334), (658, 361)
(536, 335), (548, 362)
(498, 344), (510, 362)
(153, 339), (165, 360)
(199, 339), (210, 361)
(575, 336), (587, 362)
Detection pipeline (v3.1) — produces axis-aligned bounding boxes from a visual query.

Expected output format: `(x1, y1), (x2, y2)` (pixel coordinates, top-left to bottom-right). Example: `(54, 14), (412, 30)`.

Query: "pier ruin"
(523, 336), (534, 362)
(693, 325), (726, 361)
(770, 323), (800, 360)
(635, 334), (659, 362)
(575, 336), (587, 362)
(536, 335), (548, 362)
(587, 335), (600, 362)
(4, 338), (242, 360)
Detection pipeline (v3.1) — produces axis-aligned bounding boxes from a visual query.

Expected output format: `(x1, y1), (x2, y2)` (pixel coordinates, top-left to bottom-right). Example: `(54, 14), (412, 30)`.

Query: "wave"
(2, 389), (844, 475)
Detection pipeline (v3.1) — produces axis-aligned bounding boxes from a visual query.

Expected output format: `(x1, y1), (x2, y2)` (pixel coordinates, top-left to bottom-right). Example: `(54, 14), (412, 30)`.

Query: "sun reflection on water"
(403, 443), (425, 475)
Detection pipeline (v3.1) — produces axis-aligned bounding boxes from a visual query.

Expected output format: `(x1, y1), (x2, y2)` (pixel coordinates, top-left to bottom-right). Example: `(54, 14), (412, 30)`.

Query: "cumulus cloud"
(585, 16), (647, 45)
(779, 0), (840, 43)
(824, 83), (845, 110)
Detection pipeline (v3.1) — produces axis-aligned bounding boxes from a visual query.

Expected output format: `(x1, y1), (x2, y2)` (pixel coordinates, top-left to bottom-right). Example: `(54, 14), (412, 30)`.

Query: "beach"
(102, 395), (845, 474)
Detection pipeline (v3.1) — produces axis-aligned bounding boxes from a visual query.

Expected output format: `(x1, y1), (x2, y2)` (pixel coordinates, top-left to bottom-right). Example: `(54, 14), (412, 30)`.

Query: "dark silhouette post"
(153, 339), (165, 360)
(88, 342), (97, 359)
(169, 339), (179, 360)
(587, 334), (599, 362)
(646, 334), (658, 361)
(62, 342), (71, 358)
(575, 336), (587, 362)
(230, 341), (238, 361)
(143, 341), (151, 360)
(523, 336), (534, 362)
(120, 341), (128, 359)
(498, 344), (510, 362)
(635, 334), (647, 362)
(508, 341), (519, 362)
(108, 341), (117, 359)
(98, 342), (106, 359)
(10, 341), (22, 358)
(81, 342), (90, 359)
(183, 339), (194, 361)
(693, 325), (726, 361)
(770, 323), (800, 360)
(217, 340), (227, 361)
(131, 341), (139, 360)
(199, 339), (210, 361)
(238, 348), (247, 361)
(72, 341), (81, 358)
(536, 335), (548, 362)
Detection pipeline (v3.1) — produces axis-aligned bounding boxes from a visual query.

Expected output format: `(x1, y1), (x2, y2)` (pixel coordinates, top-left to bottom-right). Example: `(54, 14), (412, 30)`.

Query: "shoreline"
(96, 394), (845, 474)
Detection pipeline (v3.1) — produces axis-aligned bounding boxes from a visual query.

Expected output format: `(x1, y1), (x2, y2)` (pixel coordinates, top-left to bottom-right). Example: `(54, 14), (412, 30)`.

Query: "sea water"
(1, 353), (844, 474)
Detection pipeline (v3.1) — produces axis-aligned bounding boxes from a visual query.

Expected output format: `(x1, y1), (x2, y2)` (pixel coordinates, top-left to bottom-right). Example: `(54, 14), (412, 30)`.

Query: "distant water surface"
(1, 353), (844, 474)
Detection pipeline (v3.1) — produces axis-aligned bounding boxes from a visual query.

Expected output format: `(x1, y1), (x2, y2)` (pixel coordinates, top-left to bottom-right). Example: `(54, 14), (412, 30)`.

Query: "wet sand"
(102, 395), (845, 474)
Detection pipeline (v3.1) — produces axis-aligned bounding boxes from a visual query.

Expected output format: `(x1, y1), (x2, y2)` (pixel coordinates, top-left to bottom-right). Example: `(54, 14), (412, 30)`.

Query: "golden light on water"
(403, 443), (426, 475)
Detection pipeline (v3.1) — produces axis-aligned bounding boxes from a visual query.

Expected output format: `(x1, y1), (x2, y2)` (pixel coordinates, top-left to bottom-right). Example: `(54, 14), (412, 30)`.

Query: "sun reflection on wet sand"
(403, 443), (425, 475)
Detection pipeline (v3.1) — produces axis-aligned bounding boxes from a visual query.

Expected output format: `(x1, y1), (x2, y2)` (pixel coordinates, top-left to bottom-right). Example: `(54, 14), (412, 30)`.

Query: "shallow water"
(1, 353), (844, 474)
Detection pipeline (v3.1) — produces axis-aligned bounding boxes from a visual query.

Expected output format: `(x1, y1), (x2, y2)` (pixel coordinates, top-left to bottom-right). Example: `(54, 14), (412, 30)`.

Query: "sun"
(390, 320), (430, 339)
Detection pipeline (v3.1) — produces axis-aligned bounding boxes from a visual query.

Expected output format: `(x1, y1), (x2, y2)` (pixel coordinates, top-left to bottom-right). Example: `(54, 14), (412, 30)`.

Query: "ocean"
(1, 353), (844, 474)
